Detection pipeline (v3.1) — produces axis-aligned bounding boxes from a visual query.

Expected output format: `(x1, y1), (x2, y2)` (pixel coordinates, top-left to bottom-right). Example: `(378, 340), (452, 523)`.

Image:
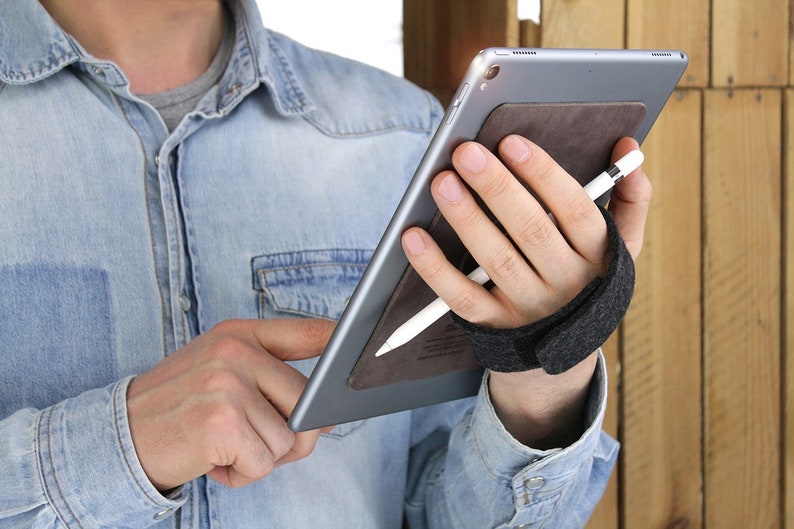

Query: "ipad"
(289, 47), (688, 431)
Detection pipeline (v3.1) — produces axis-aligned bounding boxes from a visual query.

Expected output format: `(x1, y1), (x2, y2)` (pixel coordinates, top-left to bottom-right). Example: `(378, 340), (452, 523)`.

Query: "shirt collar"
(0, 0), (314, 117)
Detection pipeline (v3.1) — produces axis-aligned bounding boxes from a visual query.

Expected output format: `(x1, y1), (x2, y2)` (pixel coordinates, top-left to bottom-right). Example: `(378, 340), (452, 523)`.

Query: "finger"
(431, 167), (556, 316)
(401, 227), (507, 324)
(244, 318), (336, 361)
(276, 429), (322, 466)
(494, 136), (608, 267)
(607, 137), (653, 260)
(447, 142), (593, 293)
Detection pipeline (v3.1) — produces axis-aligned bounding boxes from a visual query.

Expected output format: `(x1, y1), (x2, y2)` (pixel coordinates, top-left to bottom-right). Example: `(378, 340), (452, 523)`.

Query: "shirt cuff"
(470, 350), (619, 526)
(36, 376), (187, 527)
(471, 350), (610, 476)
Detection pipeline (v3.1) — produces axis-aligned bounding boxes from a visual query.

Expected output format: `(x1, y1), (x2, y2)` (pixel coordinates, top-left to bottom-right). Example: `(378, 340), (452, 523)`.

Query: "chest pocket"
(252, 249), (372, 321)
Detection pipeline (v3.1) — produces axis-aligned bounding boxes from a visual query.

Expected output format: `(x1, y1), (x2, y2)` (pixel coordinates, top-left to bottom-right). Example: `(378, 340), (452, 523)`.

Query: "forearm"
(488, 350), (599, 449)
(405, 353), (617, 529)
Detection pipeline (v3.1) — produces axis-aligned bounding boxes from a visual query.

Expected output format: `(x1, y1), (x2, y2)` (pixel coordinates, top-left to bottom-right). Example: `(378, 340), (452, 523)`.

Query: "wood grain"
(621, 89), (704, 529)
(403, 0), (517, 105)
(711, 0), (788, 87)
(540, 0), (624, 49)
(703, 88), (781, 528)
(785, 88), (794, 529)
(626, 0), (710, 88)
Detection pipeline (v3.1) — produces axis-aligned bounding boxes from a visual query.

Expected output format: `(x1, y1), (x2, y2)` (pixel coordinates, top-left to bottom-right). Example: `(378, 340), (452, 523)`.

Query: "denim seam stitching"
(112, 381), (170, 507)
(40, 405), (86, 529)
(113, 91), (171, 356)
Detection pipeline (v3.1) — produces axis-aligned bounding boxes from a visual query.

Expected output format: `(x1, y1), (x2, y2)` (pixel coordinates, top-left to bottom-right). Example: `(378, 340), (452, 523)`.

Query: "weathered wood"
(703, 88), (782, 528)
(403, 0), (517, 105)
(540, 0), (623, 49)
(626, 0), (710, 88)
(711, 0), (788, 87)
(621, 89), (704, 528)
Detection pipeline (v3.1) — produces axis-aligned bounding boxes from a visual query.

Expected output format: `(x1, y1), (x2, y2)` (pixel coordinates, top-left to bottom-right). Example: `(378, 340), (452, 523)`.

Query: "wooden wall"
(403, 0), (790, 527)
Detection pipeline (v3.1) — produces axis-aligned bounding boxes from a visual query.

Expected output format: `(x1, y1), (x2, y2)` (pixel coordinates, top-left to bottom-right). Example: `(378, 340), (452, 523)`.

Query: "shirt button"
(154, 154), (161, 166)
(524, 476), (545, 490)
(153, 507), (175, 521)
(179, 293), (192, 312)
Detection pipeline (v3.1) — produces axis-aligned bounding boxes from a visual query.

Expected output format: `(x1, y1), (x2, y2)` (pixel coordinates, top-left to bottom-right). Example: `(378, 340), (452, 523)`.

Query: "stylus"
(374, 149), (644, 357)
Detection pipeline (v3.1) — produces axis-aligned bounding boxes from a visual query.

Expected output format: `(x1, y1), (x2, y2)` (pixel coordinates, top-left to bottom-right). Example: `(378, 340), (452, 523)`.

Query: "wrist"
(487, 351), (598, 449)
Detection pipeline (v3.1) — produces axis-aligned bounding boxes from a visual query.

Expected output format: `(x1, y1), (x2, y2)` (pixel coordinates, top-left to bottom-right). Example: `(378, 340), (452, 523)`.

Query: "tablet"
(289, 47), (688, 431)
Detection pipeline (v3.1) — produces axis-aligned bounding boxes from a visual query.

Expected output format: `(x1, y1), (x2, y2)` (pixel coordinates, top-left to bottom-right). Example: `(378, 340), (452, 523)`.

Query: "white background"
(255, 0), (541, 77)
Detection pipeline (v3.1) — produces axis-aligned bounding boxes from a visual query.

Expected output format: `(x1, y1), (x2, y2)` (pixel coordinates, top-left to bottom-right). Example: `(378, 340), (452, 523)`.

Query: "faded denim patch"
(0, 263), (115, 416)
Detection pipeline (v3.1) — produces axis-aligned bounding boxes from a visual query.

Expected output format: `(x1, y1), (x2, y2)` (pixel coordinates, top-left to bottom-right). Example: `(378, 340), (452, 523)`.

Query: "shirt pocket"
(252, 248), (372, 321)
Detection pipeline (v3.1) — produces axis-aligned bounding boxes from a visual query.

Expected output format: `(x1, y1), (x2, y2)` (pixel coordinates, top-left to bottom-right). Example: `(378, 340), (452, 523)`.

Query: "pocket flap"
(252, 249), (371, 320)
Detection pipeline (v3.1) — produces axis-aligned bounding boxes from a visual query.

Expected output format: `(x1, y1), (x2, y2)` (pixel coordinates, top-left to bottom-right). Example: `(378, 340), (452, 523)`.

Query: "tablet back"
(289, 47), (688, 431)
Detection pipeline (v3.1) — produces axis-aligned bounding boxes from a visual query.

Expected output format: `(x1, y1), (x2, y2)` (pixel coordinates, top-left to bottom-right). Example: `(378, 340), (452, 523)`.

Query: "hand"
(126, 318), (335, 490)
(401, 135), (651, 447)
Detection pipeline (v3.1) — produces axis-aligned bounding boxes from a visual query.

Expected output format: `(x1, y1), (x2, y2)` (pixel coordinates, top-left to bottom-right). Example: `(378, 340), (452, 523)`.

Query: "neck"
(39, 0), (227, 94)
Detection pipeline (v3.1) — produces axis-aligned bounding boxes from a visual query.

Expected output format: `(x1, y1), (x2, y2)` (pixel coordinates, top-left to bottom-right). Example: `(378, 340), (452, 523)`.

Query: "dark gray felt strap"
(452, 206), (634, 375)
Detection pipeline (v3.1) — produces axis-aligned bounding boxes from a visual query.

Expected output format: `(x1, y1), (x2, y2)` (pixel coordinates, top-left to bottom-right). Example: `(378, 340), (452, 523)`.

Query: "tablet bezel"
(289, 47), (688, 432)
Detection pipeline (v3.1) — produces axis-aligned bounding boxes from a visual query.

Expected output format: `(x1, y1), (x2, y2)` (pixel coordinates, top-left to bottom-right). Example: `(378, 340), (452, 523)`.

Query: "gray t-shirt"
(138, 14), (234, 132)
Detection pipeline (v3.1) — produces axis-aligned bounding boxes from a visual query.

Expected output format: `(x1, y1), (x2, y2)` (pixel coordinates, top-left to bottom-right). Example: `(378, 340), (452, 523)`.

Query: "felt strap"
(452, 206), (634, 375)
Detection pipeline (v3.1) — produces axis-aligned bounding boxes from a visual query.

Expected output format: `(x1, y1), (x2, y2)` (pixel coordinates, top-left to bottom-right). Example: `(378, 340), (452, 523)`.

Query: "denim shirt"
(0, 1), (619, 528)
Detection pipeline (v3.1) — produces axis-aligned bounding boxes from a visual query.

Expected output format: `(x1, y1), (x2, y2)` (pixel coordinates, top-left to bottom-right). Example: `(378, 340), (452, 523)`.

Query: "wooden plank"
(711, 0), (788, 87)
(626, 0), (710, 88)
(540, 0), (624, 49)
(519, 19), (541, 48)
(703, 88), (781, 528)
(585, 333), (619, 529)
(785, 89), (794, 529)
(621, 89), (704, 528)
(403, 0), (518, 105)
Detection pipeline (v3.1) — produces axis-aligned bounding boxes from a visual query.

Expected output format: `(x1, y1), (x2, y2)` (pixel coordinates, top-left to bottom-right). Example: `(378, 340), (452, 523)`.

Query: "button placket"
(521, 476), (546, 506)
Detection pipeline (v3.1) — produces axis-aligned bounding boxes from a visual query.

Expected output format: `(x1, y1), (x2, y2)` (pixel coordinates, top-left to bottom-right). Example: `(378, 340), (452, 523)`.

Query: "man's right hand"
(126, 318), (335, 491)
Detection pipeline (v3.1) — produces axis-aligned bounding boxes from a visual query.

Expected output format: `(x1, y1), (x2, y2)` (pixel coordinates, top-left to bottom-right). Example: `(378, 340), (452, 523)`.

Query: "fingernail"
(403, 231), (426, 255)
(501, 135), (530, 163)
(458, 143), (487, 173)
(437, 173), (463, 203)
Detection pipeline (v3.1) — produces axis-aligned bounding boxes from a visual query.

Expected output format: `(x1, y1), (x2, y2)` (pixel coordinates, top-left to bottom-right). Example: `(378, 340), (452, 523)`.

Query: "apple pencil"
(374, 149), (644, 357)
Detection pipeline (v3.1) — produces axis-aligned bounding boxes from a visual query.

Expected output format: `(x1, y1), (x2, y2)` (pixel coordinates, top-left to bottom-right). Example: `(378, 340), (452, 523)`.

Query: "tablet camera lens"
(484, 64), (500, 80)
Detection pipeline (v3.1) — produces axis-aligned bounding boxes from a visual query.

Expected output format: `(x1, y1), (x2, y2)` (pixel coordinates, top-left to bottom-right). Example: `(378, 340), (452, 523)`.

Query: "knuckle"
(528, 155), (558, 188)
(413, 255), (447, 283)
(267, 425), (297, 461)
(480, 170), (514, 200)
(204, 335), (255, 366)
(211, 318), (246, 335)
(487, 244), (525, 282)
(286, 433), (318, 462)
(566, 194), (599, 228)
(203, 400), (245, 435)
(515, 213), (555, 248)
(447, 284), (480, 317)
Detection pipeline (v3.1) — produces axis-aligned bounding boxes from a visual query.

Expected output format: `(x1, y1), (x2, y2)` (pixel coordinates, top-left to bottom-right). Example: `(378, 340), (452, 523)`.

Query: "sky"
(255, 0), (541, 77)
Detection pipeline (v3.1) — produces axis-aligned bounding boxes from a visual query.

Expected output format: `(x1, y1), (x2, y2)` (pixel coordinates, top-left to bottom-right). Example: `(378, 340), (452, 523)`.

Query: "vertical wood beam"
(711, 0), (788, 87)
(621, 89), (704, 529)
(540, 0), (624, 49)
(626, 0), (710, 88)
(403, 0), (518, 105)
(703, 88), (782, 528)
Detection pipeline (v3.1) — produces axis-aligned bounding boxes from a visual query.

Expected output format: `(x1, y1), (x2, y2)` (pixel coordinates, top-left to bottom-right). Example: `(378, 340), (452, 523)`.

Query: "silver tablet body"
(289, 47), (688, 431)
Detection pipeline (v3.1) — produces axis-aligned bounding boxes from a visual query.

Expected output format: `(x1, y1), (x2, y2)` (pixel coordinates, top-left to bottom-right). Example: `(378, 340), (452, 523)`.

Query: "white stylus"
(374, 149), (644, 357)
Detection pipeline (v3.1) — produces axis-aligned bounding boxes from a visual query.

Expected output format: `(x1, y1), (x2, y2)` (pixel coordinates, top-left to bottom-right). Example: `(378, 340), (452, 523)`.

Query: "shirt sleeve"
(0, 377), (187, 529)
(405, 351), (619, 529)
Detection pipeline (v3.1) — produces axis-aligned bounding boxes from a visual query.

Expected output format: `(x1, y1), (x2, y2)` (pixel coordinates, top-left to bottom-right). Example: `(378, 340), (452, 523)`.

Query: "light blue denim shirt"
(0, 1), (619, 528)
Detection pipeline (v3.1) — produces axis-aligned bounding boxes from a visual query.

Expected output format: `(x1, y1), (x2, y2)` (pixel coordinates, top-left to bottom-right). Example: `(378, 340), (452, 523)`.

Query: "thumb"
(245, 318), (336, 361)
(607, 137), (653, 260)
